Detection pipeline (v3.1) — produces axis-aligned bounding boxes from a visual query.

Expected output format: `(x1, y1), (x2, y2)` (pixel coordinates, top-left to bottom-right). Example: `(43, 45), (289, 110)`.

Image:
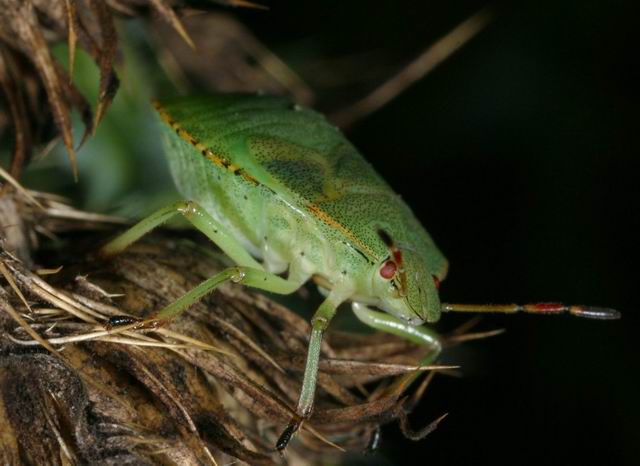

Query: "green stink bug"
(100, 94), (620, 451)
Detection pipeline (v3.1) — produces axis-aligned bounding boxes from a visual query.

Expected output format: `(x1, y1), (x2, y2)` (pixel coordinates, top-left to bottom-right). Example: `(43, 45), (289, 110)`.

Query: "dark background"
(238, 1), (638, 465)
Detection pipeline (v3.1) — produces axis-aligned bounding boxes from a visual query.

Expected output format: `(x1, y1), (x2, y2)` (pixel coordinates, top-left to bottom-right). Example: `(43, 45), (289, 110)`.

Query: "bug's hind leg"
(100, 200), (262, 268)
(276, 291), (346, 452)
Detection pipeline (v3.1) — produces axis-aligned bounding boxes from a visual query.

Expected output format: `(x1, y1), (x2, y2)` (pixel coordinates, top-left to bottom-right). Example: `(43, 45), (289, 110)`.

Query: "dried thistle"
(0, 186), (496, 465)
(0, 5), (499, 463)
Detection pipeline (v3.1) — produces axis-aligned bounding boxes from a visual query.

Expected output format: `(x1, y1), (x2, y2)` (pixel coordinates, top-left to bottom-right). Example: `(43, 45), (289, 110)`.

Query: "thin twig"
(331, 7), (493, 127)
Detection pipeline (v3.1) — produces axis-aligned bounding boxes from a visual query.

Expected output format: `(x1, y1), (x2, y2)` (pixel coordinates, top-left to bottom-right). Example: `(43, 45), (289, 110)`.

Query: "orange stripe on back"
(306, 202), (376, 260)
(153, 100), (259, 186)
(154, 100), (372, 260)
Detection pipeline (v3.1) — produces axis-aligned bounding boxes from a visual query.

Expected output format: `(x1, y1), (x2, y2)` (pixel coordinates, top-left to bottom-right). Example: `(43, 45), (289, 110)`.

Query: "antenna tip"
(569, 306), (621, 320)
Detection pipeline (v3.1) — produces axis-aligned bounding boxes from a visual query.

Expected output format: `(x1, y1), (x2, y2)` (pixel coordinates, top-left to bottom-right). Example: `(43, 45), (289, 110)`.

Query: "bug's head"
(372, 230), (442, 325)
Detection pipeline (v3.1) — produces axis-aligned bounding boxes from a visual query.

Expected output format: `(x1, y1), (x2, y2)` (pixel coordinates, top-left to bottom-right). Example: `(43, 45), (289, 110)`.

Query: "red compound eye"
(379, 261), (397, 279)
(432, 275), (441, 289)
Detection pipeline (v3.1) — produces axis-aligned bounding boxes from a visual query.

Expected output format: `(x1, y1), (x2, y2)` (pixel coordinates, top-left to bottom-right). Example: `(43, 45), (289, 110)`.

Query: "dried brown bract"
(0, 0), (270, 180)
(0, 190), (482, 465)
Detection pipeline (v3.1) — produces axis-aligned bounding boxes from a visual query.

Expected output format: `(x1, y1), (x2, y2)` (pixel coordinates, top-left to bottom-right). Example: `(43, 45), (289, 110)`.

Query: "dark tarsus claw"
(276, 417), (302, 452)
(104, 315), (165, 331)
(104, 315), (142, 330)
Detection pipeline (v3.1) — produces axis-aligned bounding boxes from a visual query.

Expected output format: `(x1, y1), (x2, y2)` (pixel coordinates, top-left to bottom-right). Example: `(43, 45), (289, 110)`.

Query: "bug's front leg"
(351, 302), (445, 447)
(276, 291), (346, 452)
(351, 302), (442, 364)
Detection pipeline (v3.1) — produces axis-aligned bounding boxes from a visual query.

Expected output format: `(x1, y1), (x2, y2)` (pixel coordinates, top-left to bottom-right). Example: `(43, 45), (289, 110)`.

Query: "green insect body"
(156, 94), (447, 325)
(101, 93), (619, 451)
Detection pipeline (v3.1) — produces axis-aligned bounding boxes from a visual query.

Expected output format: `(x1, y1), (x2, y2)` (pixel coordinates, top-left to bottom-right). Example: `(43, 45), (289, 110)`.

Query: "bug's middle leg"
(101, 200), (312, 329)
(276, 291), (346, 451)
(106, 265), (307, 330)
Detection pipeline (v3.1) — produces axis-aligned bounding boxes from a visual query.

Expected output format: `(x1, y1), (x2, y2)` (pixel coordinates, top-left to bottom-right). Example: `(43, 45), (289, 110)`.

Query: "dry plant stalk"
(0, 188), (479, 465)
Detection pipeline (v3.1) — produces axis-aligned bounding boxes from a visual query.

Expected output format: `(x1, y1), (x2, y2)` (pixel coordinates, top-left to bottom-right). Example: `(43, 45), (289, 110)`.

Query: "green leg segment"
(352, 304), (447, 445)
(101, 200), (350, 452)
(352, 301), (442, 393)
(276, 291), (345, 451)
(100, 201), (308, 329)
(160, 266), (304, 322)
(100, 200), (262, 269)
(351, 302), (442, 357)
(105, 265), (305, 329)
(277, 301), (444, 451)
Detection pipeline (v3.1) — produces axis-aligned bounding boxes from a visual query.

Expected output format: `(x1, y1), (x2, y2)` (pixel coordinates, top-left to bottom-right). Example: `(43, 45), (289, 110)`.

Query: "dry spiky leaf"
(63, 0), (79, 75)
(0, 0), (278, 179)
(88, 0), (120, 129)
(0, 48), (31, 180)
(151, 12), (314, 105)
(149, 0), (196, 49)
(0, 0), (77, 178)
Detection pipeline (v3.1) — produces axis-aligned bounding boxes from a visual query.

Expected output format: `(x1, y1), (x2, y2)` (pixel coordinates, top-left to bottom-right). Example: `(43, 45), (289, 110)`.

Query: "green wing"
(156, 94), (448, 277)
(238, 99), (447, 277)
(247, 135), (392, 204)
